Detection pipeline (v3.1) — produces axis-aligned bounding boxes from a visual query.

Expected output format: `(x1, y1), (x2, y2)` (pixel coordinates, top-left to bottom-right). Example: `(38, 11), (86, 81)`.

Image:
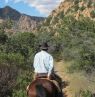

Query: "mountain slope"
(50, 0), (95, 19)
(0, 6), (45, 33)
(0, 6), (21, 20)
(36, 0), (95, 34)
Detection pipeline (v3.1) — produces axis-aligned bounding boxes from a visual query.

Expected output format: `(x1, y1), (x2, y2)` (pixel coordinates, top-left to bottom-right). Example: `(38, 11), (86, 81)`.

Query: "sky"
(0, 0), (63, 17)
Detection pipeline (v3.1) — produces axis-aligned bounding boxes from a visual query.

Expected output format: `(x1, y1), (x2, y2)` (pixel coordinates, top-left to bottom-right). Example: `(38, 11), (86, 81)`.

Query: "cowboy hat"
(40, 42), (49, 50)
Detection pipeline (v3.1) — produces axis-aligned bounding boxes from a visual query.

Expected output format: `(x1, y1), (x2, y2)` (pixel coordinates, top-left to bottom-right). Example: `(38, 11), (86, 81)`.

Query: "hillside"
(0, 0), (95, 97)
(37, 0), (95, 33)
(35, 0), (95, 73)
(0, 6), (45, 33)
(50, 0), (95, 19)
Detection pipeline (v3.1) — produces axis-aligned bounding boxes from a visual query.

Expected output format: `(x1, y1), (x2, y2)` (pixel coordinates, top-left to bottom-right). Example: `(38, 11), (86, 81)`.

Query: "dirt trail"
(55, 61), (95, 97)
(55, 61), (71, 97)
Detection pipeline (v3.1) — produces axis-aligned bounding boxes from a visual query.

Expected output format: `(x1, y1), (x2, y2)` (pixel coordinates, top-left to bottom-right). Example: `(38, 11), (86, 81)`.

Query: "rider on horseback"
(33, 42), (62, 91)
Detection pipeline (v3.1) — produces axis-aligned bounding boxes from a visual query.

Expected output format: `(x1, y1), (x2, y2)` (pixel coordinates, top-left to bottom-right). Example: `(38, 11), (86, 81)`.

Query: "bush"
(0, 51), (33, 97)
(0, 52), (24, 67)
(12, 70), (33, 97)
(75, 90), (92, 97)
(74, 0), (79, 5)
(0, 52), (27, 97)
(87, 0), (92, 8)
(0, 29), (35, 97)
(0, 65), (18, 97)
(80, 90), (92, 97)
(79, 6), (86, 11)
(58, 16), (95, 72)
(90, 10), (95, 18)
(0, 32), (8, 44)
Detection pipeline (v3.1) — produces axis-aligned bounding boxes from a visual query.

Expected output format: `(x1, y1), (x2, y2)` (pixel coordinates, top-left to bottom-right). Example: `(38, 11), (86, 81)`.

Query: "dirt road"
(55, 61), (95, 97)
(55, 61), (71, 97)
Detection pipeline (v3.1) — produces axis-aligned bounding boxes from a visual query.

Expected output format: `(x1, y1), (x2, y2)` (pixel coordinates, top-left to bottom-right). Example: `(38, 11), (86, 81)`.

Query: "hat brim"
(40, 46), (48, 50)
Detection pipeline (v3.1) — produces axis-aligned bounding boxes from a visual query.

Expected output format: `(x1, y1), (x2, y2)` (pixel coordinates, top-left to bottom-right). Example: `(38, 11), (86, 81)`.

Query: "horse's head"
(27, 78), (62, 97)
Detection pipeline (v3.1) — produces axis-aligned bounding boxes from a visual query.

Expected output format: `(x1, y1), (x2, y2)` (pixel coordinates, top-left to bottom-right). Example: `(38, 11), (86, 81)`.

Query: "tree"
(6, 32), (35, 58)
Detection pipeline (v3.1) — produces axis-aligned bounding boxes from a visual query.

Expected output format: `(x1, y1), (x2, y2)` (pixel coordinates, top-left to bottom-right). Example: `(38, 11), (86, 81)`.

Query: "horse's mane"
(36, 84), (47, 97)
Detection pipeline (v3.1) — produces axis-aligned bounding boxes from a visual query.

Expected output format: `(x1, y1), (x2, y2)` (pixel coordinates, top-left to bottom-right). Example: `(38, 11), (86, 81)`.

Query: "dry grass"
(55, 61), (95, 97)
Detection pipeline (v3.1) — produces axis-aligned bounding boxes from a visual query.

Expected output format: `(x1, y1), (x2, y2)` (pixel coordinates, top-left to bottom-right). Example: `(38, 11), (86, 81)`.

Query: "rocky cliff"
(0, 6), (45, 33)
(50, 0), (95, 19)
(37, 0), (95, 34)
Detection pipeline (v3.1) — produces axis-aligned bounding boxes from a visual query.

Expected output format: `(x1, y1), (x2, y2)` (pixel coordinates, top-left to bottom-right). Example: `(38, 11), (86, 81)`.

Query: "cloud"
(5, 0), (9, 3)
(7, 0), (63, 16)
(29, 0), (63, 15)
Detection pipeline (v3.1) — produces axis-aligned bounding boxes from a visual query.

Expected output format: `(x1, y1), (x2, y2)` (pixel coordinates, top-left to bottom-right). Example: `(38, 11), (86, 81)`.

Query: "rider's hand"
(34, 73), (37, 80)
(47, 75), (50, 79)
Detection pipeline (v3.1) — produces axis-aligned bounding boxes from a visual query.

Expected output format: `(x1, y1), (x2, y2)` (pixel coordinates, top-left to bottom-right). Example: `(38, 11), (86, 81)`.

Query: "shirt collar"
(41, 50), (46, 53)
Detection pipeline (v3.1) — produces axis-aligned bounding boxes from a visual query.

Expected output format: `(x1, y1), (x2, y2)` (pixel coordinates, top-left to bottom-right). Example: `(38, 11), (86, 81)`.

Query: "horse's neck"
(36, 84), (47, 97)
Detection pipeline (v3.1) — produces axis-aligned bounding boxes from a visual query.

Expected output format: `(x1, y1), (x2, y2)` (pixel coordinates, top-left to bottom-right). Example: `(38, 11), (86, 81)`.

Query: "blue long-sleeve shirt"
(33, 50), (54, 76)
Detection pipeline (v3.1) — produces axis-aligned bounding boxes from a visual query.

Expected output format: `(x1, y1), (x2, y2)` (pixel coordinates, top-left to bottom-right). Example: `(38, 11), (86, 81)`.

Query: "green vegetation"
(90, 10), (95, 18)
(1, 1), (95, 96)
(37, 14), (95, 74)
(75, 90), (92, 97)
(60, 16), (95, 73)
(74, 4), (79, 11)
(74, 0), (80, 5)
(80, 90), (92, 97)
(87, 0), (92, 8)
(0, 21), (35, 97)
(79, 6), (86, 11)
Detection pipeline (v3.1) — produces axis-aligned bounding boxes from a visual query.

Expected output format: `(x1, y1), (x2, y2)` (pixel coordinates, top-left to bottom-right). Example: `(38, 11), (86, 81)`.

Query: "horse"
(27, 78), (63, 97)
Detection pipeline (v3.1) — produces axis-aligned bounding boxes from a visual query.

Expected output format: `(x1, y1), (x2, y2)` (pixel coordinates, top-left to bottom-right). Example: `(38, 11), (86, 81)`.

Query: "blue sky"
(0, 0), (63, 17)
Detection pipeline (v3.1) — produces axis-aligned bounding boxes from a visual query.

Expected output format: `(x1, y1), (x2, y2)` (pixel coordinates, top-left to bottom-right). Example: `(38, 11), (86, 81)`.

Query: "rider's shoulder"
(34, 52), (41, 57)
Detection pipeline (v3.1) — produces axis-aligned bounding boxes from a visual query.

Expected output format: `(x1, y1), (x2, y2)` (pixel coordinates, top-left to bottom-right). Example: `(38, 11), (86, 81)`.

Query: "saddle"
(26, 73), (62, 93)
(35, 73), (48, 79)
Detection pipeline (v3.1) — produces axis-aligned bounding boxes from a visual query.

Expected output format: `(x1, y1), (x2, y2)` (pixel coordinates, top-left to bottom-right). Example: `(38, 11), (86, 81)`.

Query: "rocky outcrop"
(36, 0), (95, 34)
(50, 0), (95, 20)
(16, 14), (44, 32)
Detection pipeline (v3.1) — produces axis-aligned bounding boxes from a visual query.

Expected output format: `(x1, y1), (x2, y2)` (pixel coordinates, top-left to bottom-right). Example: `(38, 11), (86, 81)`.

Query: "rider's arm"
(48, 55), (54, 78)
(33, 54), (39, 73)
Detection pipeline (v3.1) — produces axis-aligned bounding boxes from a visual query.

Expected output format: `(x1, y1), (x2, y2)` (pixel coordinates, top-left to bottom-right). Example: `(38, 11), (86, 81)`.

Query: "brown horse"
(27, 78), (63, 97)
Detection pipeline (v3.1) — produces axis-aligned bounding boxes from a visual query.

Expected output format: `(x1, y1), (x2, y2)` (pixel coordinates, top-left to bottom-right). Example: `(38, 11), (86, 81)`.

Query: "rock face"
(50, 0), (95, 19)
(36, 0), (95, 34)
(16, 14), (44, 32)
(0, 6), (45, 33)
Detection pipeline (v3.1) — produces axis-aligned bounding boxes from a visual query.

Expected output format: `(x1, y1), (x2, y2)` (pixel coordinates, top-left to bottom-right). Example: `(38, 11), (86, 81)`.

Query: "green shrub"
(12, 70), (33, 97)
(87, 0), (92, 8)
(90, 10), (95, 18)
(0, 65), (18, 97)
(74, 4), (79, 11)
(58, 16), (95, 72)
(79, 6), (86, 11)
(0, 31), (8, 44)
(80, 90), (92, 97)
(74, 0), (79, 5)
(0, 52), (24, 67)
(75, 90), (92, 97)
